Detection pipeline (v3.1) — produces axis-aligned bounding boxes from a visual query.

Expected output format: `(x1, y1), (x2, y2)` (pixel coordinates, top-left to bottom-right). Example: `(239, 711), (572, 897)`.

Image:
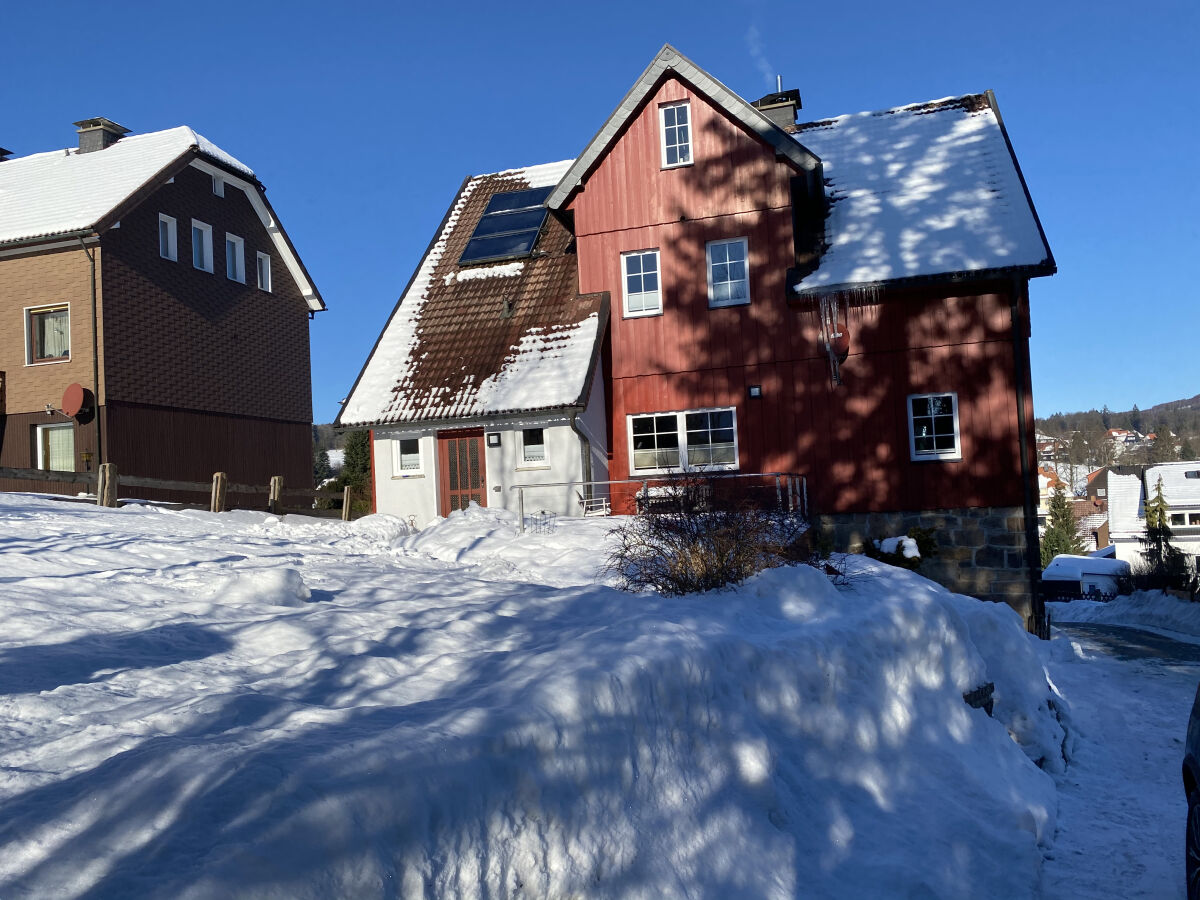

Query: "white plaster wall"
(373, 430), (439, 525)
(485, 420), (583, 518)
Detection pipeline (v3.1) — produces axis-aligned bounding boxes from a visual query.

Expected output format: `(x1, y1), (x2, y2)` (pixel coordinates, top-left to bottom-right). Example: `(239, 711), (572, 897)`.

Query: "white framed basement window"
(158, 214), (177, 261)
(256, 251), (272, 292)
(628, 407), (738, 474)
(907, 392), (962, 461)
(391, 438), (422, 476)
(225, 233), (245, 283)
(35, 422), (75, 471)
(191, 220), (213, 272)
(706, 238), (750, 307)
(622, 249), (661, 317)
(659, 100), (692, 168)
(521, 428), (546, 464)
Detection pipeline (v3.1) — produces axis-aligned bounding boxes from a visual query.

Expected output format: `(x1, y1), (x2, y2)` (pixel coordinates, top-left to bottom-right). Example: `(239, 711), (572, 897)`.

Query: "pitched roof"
(546, 43), (820, 211)
(792, 94), (1054, 293)
(0, 127), (251, 245)
(338, 161), (608, 428)
(1146, 462), (1200, 508)
(0, 126), (324, 311)
(1107, 472), (1145, 537)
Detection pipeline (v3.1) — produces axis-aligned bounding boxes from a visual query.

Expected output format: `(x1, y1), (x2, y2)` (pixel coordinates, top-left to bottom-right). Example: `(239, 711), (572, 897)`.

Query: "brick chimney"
(73, 117), (130, 153)
(751, 78), (802, 130)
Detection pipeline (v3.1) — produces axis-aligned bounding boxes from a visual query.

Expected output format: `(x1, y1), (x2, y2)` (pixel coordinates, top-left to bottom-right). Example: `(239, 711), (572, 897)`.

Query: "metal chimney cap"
(73, 117), (130, 135)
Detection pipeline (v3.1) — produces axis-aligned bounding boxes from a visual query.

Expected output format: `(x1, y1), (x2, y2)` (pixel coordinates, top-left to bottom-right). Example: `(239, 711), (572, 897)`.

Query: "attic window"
(1186, 471), (1200, 479)
(459, 186), (553, 265)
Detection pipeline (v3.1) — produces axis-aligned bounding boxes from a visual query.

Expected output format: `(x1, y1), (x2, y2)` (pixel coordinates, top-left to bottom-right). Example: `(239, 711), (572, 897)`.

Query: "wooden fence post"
(268, 475), (283, 515)
(210, 472), (228, 513)
(341, 486), (354, 522)
(98, 463), (119, 507)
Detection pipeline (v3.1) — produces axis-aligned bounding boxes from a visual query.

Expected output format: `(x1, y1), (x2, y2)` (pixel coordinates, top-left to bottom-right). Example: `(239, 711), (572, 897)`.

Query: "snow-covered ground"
(1051, 591), (1200, 639)
(0, 494), (1071, 898)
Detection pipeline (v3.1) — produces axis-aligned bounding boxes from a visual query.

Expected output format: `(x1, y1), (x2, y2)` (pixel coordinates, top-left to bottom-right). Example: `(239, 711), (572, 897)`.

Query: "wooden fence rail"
(1, 464), (357, 521)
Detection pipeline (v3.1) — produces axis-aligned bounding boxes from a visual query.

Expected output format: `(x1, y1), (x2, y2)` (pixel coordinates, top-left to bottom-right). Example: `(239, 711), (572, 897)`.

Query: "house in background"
(340, 45), (1055, 624)
(0, 118), (324, 497)
(1107, 462), (1200, 568)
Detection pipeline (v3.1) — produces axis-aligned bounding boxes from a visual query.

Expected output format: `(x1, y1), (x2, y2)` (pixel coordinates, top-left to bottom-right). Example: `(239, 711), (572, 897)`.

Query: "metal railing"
(510, 472), (807, 533)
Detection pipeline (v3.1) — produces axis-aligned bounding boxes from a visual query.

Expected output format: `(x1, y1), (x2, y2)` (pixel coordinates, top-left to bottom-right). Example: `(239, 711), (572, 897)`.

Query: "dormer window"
(660, 101), (692, 168)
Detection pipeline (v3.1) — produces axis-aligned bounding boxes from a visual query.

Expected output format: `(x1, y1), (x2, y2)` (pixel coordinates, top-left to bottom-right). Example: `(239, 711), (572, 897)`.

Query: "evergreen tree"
(1040, 484), (1085, 566)
(1181, 436), (1198, 461)
(1129, 403), (1143, 434)
(1138, 476), (1193, 591)
(1101, 405), (1112, 429)
(342, 429), (372, 489)
(313, 447), (332, 484)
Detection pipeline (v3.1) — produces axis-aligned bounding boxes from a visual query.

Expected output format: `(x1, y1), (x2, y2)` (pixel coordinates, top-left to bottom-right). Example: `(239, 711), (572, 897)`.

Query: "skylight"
(459, 186), (553, 265)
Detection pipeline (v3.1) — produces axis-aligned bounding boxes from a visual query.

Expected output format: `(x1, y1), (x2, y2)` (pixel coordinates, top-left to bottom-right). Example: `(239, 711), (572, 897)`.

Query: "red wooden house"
(341, 45), (1055, 622)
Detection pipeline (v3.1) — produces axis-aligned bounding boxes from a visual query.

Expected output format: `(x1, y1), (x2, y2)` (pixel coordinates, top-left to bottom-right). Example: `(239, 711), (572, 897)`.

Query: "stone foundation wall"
(814, 506), (1035, 619)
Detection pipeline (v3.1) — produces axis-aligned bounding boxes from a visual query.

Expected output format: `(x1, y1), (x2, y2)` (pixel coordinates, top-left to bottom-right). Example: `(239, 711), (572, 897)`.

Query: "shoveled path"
(1041, 623), (1200, 899)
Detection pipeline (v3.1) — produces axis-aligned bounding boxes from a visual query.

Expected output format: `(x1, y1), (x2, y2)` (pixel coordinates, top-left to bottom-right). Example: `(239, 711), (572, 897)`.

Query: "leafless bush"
(606, 475), (810, 595)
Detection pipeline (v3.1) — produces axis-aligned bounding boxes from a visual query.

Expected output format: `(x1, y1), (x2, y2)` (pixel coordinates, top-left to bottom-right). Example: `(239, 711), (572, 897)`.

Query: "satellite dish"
(61, 383), (91, 418)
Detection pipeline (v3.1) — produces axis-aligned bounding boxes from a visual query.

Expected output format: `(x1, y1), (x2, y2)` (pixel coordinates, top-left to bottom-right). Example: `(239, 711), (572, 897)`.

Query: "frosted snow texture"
(0, 495), (1064, 899)
(793, 97), (1050, 292)
(0, 127), (254, 244)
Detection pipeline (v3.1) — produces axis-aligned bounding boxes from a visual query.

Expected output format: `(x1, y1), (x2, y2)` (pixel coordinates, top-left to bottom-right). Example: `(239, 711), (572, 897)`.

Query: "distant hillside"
(1037, 394), (1200, 439)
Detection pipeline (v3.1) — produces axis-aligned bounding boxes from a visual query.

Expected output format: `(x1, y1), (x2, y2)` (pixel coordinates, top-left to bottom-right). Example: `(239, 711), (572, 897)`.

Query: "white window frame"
(212, 174), (224, 197)
(659, 100), (692, 169)
(24, 303), (70, 365)
(35, 422), (75, 471)
(627, 407), (739, 475)
(191, 220), (213, 273)
(621, 249), (662, 318)
(521, 428), (546, 465)
(390, 437), (423, 477)
(256, 251), (272, 292)
(225, 233), (245, 283)
(706, 237), (750, 308)
(1188, 513), (1200, 526)
(158, 214), (177, 261)
(907, 392), (962, 462)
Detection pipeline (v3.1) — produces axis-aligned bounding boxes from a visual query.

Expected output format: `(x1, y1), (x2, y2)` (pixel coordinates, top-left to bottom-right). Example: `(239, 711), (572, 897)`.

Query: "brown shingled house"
(0, 118), (324, 497)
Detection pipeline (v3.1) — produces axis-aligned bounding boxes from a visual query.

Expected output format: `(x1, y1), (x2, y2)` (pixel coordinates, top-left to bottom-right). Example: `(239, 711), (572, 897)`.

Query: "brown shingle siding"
(100, 164), (312, 423)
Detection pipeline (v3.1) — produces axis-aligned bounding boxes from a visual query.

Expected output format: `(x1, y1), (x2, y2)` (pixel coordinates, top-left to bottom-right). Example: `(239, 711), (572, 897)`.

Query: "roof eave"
(791, 261), (1057, 298)
(340, 404), (589, 434)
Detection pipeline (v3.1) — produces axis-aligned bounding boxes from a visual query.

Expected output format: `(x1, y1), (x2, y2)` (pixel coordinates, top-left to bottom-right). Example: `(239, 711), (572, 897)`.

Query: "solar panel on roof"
(459, 186), (553, 265)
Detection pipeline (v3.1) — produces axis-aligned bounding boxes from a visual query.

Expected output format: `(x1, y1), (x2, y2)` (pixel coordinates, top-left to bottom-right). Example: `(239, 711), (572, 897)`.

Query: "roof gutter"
(342, 405), (587, 435)
(0, 229), (95, 252)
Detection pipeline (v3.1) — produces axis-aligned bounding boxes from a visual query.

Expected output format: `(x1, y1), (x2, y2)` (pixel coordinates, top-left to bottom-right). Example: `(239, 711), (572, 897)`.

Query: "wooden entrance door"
(438, 429), (487, 515)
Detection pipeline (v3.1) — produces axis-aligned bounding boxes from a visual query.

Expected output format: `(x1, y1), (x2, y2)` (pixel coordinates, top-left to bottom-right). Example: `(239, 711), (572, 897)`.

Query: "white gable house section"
(372, 360), (609, 527)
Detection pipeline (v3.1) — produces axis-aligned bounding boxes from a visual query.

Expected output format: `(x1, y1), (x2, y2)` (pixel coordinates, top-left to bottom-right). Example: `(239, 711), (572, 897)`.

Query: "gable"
(567, 74), (804, 238)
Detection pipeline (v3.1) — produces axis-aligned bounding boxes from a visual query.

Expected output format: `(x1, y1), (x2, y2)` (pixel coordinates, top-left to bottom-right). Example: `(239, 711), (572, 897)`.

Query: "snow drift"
(0, 497), (1063, 898)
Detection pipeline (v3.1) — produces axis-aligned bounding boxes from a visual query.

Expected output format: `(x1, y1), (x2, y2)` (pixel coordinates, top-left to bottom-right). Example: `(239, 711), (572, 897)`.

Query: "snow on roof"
(340, 160), (607, 427)
(1042, 554), (1131, 581)
(792, 95), (1051, 293)
(0, 126), (253, 245)
(1107, 472), (1145, 537)
(1146, 462), (1200, 508)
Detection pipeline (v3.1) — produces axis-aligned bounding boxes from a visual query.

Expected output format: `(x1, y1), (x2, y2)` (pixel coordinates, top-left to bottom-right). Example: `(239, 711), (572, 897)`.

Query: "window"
(522, 428), (546, 464)
(629, 407), (739, 473)
(256, 252), (272, 292)
(707, 238), (749, 307)
(660, 101), (691, 168)
(26, 305), (69, 363)
(459, 186), (553, 265)
(225, 234), (245, 282)
(191, 220), (213, 272)
(622, 249), (661, 317)
(391, 438), (421, 475)
(35, 423), (74, 471)
(212, 175), (224, 197)
(1097, 488), (1107, 498)
(1189, 513), (1200, 526)
(907, 393), (961, 461)
(1171, 513), (1187, 526)
(158, 214), (177, 261)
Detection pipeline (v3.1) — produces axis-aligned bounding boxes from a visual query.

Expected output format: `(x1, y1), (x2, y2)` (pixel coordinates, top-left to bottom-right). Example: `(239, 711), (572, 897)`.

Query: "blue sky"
(3, 0), (1196, 423)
